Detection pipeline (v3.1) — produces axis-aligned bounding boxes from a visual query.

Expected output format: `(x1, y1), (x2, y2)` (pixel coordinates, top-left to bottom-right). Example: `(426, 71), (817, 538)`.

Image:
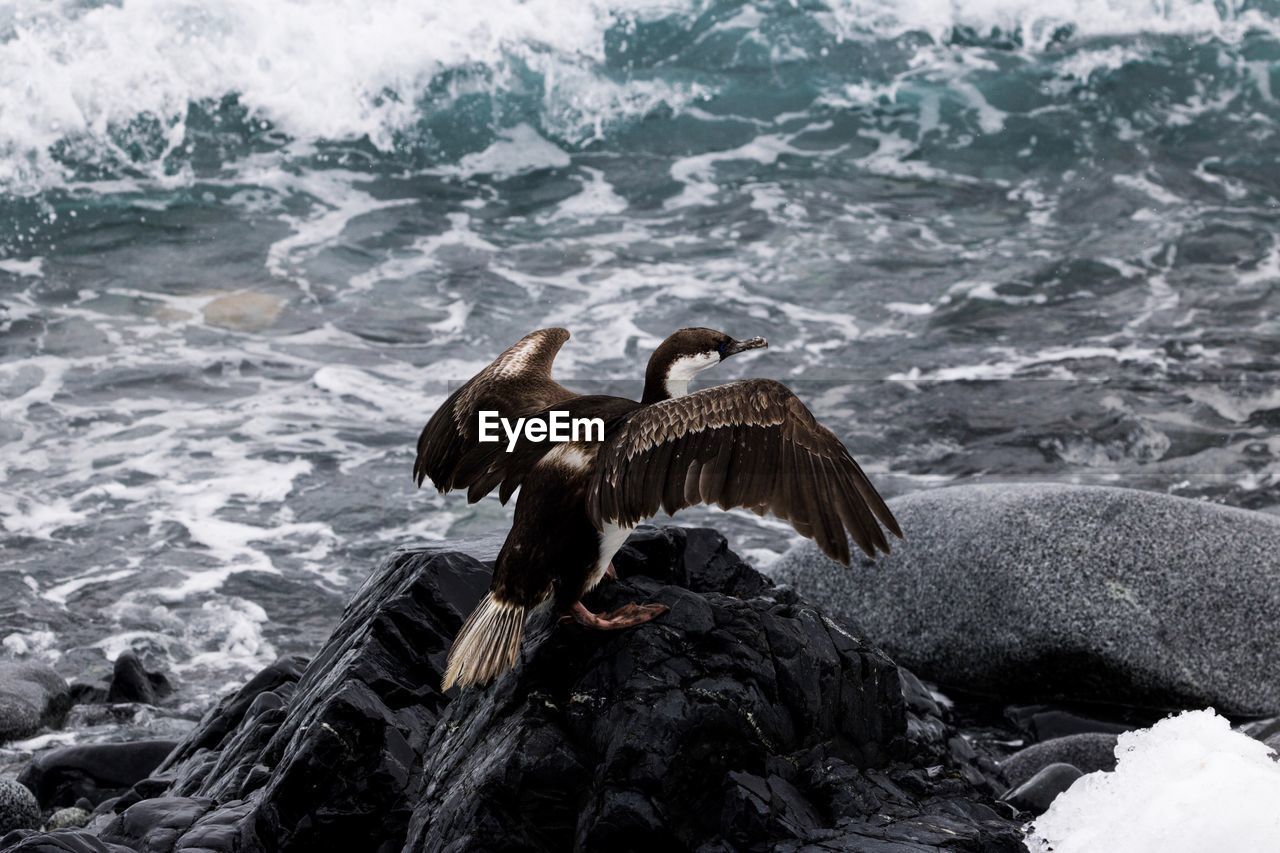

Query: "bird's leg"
(566, 600), (668, 630)
(604, 562), (617, 580)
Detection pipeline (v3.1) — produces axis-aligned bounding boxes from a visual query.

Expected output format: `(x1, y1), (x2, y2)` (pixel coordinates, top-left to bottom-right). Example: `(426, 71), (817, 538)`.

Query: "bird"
(414, 327), (902, 690)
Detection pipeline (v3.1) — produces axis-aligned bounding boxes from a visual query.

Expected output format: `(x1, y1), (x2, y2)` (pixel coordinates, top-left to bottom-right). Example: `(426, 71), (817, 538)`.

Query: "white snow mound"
(1025, 709), (1280, 853)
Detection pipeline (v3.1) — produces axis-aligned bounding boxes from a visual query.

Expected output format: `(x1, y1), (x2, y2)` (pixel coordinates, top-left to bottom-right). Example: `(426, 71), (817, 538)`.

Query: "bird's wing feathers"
(414, 327), (576, 501)
(589, 378), (902, 564)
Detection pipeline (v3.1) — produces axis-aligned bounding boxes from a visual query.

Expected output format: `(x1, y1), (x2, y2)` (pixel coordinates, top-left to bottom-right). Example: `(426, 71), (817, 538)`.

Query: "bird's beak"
(722, 336), (768, 357)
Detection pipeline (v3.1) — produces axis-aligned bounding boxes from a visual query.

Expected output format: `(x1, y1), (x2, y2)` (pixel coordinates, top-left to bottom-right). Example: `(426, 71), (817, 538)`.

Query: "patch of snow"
(1025, 709), (1280, 852)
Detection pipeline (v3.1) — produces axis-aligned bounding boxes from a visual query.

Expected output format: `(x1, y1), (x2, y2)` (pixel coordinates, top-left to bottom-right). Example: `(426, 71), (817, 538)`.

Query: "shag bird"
(414, 327), (902, 690)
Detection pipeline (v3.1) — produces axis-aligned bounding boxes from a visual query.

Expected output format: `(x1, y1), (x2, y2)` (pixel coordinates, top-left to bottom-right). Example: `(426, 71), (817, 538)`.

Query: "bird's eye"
(716, 341), (728, 357)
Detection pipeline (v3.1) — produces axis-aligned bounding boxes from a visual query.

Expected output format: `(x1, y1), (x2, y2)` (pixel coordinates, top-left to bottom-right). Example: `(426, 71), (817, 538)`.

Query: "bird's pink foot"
(566, 600), (668, 630)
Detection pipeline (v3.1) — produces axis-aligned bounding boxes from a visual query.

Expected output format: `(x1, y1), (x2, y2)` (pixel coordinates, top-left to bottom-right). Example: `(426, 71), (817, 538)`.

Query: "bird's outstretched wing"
(414, 327), (576, 502)
(588, 379), (902, 564)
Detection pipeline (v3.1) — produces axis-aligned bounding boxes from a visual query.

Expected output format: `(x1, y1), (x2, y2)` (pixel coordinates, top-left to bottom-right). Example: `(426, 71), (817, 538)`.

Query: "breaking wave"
(1, 0), (1275, 191)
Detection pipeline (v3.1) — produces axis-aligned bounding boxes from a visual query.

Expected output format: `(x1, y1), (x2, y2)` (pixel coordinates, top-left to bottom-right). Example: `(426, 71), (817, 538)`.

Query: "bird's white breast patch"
(587, 522), (635, 591)
(541, 442), (595, 472)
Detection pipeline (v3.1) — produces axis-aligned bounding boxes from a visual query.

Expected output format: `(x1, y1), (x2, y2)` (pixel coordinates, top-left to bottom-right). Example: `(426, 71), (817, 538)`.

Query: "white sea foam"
(826, 0), (1274, 50)
(668, 134), (797, 209)
(0, 256), (43, 276)
(1113, 173), (1183, 206)
(1054, 44), (1146, 81)
(454, 124), (571, 178)
(547, 166), (629, 220)
(95, 596), (276, 683)
(889, 343), (1171, 381)
(0, 492), (87, 539)
(1187, 385), (1280, 423)
(43, 568), (142, 605)
(1, 629), (58, 659)
(312, 364), (438, 419)
(260, 166), (416, 289)
(6, 732), (79, 752)
(1, 331), (344, 625)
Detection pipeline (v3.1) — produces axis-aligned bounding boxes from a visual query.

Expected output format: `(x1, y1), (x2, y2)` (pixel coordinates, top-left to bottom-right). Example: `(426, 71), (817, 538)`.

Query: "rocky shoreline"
(0, 526), (1025, 851)
(0, 485), (1277, 851)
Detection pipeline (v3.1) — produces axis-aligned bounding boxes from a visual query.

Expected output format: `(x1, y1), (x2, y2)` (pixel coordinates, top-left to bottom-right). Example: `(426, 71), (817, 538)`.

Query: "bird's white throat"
(664, 352), (720, 398)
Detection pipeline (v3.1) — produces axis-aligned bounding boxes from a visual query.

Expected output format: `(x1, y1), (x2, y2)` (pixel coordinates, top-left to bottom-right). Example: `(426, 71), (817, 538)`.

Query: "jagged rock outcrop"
(2, 527), (1021, 852)
(405, 527), (1018, 851)
(105, 653), (173, 706)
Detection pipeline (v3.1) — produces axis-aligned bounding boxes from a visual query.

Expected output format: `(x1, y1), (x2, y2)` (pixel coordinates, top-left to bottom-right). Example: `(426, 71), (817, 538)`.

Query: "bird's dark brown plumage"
(589, 378), (901, 564)
(418, 327), (902, 689)
(416, 329), (901, 566)
(414, 327), (575, 503)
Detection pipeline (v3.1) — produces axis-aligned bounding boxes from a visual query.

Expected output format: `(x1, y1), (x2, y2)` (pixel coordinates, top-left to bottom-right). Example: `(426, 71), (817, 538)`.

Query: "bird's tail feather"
(442, 593), (526, 690)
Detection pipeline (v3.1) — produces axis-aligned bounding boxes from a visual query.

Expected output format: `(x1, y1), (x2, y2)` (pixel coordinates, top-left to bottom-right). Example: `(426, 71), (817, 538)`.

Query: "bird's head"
(642, 327), (768, 403)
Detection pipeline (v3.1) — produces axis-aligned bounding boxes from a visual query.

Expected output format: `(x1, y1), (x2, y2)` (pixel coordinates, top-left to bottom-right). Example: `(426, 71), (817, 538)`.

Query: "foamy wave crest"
(1, 0), (1273, 191)
(0, 0), (687, 190)
(829, 0), (1274, 47)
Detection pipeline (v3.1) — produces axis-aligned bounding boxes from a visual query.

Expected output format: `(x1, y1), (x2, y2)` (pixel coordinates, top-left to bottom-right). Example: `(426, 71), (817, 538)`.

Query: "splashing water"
(1, 0), (1278, 710)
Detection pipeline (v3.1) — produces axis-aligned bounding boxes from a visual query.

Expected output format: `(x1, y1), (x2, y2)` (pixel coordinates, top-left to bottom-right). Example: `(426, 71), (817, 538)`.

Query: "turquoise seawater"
(1, 0), (1278, 714)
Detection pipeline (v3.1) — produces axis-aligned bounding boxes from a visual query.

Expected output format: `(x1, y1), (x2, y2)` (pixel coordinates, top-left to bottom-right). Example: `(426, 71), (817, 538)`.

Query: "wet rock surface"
(0, 664), (71, 744)
(1000, 732), (1120, 788)
(63, 651), (173, 710)
(1, 526), (1022, 852)
(1002, 704), (1138, 742)
(403, 527), (1012, 852)
(17, 741), (178, 809)
(103, 654), (172, 707)
(1002, 763), (1082, 815)
(774, 483), (1280, 715)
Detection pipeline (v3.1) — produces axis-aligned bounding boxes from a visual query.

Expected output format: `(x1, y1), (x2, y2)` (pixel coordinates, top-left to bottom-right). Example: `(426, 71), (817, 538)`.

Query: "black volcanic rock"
(0, 834), (133, 853)
(406, 527), (1019, 851)
(1001, 763), (1083, 815)
(104, 653), (172, 706)
(120, 547), (489, 852)
(3, 527), (1021, 852)
(405, 531), (909, 850)
(1003, 704), (1134, 742)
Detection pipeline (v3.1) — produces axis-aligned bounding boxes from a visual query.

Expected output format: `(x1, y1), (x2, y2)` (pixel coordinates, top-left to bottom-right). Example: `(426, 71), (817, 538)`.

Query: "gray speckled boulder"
(45, 806), (91, 831)
(999, 733), (1119, 787)
(772, 483), (1280, 715)
(0, 779), (40, 833)
(0, 664), (70, 743)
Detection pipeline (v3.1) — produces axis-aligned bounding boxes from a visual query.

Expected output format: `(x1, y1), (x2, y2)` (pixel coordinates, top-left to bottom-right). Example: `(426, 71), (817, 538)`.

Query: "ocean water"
(1, 0), (1279, 730)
